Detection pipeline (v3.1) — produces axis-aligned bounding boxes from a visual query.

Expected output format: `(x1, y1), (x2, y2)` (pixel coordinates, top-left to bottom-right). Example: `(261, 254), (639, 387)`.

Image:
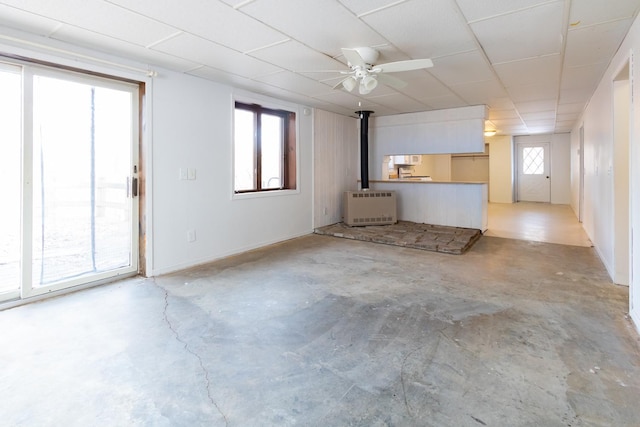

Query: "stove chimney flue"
(357, 110), (373, 190)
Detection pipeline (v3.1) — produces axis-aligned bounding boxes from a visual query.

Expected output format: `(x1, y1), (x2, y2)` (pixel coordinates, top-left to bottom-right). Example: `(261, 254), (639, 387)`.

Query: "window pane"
(523, 147), (544, 175)
(234, 109), (255, 191)
(261, 113), (282, 189)
(32, 75), (133, 286)
(0, 66), (22, 294)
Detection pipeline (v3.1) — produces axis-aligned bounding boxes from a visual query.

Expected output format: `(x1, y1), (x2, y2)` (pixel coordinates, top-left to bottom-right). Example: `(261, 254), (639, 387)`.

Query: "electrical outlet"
(187, 229), (196, 242)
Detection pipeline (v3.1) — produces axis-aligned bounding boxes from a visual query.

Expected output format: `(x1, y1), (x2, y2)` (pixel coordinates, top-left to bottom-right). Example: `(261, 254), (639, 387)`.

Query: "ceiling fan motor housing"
(354, 47), (379, 65)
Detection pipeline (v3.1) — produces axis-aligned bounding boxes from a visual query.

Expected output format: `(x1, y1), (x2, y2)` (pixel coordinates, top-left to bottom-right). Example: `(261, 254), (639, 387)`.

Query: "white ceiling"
(0, 0), (638, 135)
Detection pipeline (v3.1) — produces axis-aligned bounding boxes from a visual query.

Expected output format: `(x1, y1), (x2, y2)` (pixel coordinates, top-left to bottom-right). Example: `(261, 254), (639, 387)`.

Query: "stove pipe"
(357, 110), (373, 190)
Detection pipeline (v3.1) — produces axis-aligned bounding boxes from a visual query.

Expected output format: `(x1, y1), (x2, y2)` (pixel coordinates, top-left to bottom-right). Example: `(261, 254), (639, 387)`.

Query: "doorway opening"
(613, 61), (630, 286)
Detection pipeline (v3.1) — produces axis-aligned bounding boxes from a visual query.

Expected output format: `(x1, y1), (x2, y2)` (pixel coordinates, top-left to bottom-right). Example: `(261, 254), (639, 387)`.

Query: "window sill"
(232, 188), (299, 200)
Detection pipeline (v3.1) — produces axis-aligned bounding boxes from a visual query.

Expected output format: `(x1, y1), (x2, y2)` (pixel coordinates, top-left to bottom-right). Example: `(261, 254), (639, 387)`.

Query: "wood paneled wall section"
(313, 109), (358, 228)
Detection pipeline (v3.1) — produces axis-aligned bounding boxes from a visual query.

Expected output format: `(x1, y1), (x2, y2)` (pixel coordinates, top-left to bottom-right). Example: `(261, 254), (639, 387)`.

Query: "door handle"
(546, 176), (550, 179)
(132, 177), (139, 197)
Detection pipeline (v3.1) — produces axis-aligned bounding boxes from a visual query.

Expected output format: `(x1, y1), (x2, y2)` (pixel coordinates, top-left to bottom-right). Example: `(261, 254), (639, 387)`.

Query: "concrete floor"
(1, 233), (639, 426)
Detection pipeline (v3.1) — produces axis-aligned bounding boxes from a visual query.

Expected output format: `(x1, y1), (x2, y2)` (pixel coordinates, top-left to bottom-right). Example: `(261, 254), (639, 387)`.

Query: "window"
(522, 146), (545, 175)
(234, 102), (296, 193)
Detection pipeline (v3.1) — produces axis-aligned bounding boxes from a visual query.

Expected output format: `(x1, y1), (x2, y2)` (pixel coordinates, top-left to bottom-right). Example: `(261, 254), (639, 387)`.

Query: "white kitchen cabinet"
(392, 154), (422, 165)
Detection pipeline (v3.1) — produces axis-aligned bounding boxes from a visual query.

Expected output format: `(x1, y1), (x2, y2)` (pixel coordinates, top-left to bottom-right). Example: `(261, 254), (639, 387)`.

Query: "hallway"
(485, 202), (593, 247)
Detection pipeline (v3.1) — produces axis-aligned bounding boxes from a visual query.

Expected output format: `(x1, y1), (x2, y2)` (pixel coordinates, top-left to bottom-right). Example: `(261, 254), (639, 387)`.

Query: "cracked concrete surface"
(159, 281), (229, 426)
(1, 234), (639, 426)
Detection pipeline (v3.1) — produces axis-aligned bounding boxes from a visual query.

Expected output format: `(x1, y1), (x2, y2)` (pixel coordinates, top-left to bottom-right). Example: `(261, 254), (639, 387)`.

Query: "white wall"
(488, 135), (513, 203)
(571, 13), (640, 329)
(151, 74), (313, 274)
(514, 134), (571, 204)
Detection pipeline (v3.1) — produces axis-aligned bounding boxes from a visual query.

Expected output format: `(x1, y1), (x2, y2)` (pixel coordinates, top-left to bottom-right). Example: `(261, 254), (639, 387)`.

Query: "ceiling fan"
(332, 47), (434, 95)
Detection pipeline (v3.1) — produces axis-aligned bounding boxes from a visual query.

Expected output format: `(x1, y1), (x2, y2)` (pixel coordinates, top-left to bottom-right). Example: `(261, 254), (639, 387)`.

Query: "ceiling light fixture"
(484, 130), (497, 137)
(342, 76), (357, 92)
(361, 75), (378, 93)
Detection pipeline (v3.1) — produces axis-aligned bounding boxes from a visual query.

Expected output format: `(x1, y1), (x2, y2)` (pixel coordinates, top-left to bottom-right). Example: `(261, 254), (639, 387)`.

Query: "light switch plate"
(188, 168), (196, 180)
(179, 168), (188, 180)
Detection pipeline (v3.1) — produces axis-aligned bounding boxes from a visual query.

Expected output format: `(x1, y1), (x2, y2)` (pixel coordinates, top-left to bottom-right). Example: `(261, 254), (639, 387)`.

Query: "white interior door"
(0, 62), (139, 302)
(517, 142), (550, 202)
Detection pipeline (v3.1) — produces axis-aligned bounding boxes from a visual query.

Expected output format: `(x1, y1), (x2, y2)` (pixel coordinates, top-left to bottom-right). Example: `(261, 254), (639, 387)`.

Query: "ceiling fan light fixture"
(361, 75), (378, 92)
(342, 76), (357, 92)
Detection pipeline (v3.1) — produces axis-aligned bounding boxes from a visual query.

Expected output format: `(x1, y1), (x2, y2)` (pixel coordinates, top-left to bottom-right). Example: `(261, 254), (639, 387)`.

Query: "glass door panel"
(0, 64), (22, 299)
(28, 73), (138, 295)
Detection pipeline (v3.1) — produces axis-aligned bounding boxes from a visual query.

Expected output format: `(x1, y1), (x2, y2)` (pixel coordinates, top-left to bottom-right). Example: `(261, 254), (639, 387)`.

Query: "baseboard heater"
(344, 190), (397, 226)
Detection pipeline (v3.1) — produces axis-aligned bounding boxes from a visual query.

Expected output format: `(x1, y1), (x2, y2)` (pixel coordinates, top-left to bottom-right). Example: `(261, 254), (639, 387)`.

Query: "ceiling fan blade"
(342, 48), (366, 68)
(374, 58), (434, 73)
(377, 73), (408, 89)
(297, 69), (351, 74)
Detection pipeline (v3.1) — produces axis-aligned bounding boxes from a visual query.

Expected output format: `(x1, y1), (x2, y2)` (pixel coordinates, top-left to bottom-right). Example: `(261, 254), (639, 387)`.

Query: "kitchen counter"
(365, 180), (488, 231)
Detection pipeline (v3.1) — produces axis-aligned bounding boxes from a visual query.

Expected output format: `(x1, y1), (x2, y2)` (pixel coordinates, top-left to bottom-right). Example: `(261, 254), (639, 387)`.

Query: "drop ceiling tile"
(556, 113), (579, 122)
(456, 0), (561, 23)
(418, 94), (467, 110)
(237, 0), (386, 56)
(521, 110), (556, 121)
(488, 109), (520, 120)
(555, 120), (577, 131)
(561, 63), (608, 90)
(367, 93), (430, 112)
(188, 66), (256, 88)
(51, 25), (199, 72)
(338, 0), (410, 17)
(0, 4), (60, 36)
(569, 0), (640, 26)
(565, 19), (632, 67)
(3, 0), (178, 47)
(490, 117), (526, 127)
(105, 0), (288, 53)
(493, 54), (561, 87)
(429, 50), (494, 85)
(248, 39), (346, 73)
(557, 102), (586, 114)
(508, 81), (559, 103)
(451, 79), (507, 105)
(360, 0), (477, 58)
(312, 89), (369, 108)
(487, 97), (515, 110)
(151, 33), (281, 78)
(514, 99), (557, 113)
(395, 70), (456, 99)
(217, 0), (247, 7)
(524, 119), (556, 132)
(470, 1), (564, 64)
(254, 71), (334, 96)
(559, 88), (591, 104)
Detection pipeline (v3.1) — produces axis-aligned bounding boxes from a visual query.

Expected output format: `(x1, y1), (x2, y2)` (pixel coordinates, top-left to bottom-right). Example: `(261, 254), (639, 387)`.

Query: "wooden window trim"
(234, 102), (296, 193)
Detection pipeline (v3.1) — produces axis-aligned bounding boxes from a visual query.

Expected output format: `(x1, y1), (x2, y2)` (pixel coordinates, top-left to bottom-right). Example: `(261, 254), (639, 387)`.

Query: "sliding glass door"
(0, 63), (22, 300)
(0, 62), (139, 302)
